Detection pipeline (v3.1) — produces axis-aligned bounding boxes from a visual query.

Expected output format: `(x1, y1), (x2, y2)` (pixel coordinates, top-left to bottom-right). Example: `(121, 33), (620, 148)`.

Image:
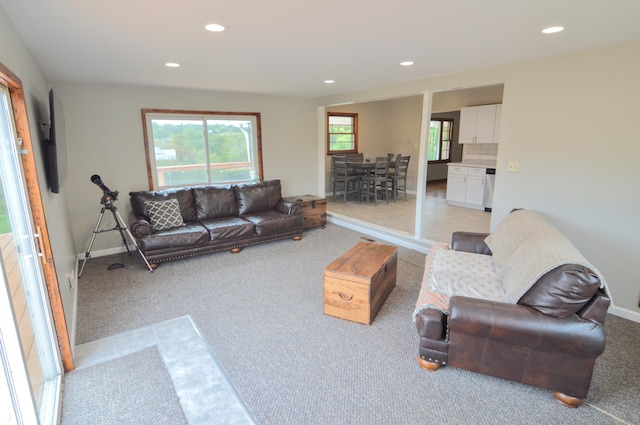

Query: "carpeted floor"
(72, 224), (640, 425)
(61, 347), (187, 425)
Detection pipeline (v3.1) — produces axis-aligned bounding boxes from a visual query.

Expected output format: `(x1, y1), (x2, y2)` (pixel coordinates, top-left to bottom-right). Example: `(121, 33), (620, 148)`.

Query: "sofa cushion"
(145, 199), (186, 231)
(241, 210), (303, 236)
(414, 244), (504, 316)
(130, 188), (197, 222)
(199, 217), (255, 241)
(193, 185), (238, 219)
(137, 223), (209, 251)
(235, 180), (282, 215)
(484, 209), (551, 269)
(518, 264), (601, 317)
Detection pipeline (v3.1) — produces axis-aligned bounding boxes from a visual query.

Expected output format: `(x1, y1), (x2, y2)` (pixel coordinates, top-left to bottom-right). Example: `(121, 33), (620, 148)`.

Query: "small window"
(428, 119), (453, 163)
(327, 112), (358, 154)
(142, 109), (263, 189)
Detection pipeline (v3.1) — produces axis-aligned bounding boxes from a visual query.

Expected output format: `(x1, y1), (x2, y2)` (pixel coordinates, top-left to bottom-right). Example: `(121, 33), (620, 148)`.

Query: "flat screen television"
(43, 88), (68, 193)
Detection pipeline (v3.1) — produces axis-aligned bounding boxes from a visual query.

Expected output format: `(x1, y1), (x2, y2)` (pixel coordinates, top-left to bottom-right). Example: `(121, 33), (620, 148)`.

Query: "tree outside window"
(428, 119), (453, 163)
(327, 112), (358, 154)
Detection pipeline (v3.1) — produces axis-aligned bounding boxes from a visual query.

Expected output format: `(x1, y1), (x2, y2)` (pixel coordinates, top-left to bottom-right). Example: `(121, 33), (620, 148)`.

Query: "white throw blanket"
(414, 210), (610, 319)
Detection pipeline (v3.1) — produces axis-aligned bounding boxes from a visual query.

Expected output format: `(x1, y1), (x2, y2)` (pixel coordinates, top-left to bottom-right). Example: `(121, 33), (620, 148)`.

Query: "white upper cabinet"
(459, 104), (501, 144)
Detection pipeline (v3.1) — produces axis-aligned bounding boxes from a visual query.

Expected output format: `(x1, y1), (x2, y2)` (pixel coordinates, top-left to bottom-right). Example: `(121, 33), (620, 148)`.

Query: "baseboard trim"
(76, 245), (134, 260)
(327, 212), (431, 254)
(609, 305), (640, 323)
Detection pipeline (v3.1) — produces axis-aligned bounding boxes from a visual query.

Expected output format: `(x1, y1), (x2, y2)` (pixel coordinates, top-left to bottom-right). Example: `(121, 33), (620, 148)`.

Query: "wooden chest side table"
(323, 242), (398, 324)
(283, 195), (326, 229)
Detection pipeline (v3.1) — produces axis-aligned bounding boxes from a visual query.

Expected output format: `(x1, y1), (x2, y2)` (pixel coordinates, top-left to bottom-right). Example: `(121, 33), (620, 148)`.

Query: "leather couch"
(413, 210), (610, 407)
(129, 179), (303, 267)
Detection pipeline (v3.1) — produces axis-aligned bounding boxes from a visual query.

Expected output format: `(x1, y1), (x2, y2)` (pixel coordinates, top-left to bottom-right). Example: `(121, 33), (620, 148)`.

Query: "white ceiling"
(2, 0), (640, 98)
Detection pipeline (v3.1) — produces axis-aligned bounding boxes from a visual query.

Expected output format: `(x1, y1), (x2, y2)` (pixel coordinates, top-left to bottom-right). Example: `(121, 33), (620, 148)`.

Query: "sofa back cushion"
(192, 185), (237, 219)
(518, 264), (601, 317)
(129, 188), (197, 222)
(484, 210), (551, 269)
(234, 180), (282, 215)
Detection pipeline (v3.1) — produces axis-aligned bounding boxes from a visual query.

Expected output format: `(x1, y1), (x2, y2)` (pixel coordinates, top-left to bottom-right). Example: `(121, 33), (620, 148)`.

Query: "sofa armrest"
(451, 232), (492, 255)
(275, 199), (302, 215)
(415, 308), (447, 340)
(449, 296), (606, 358)
(129, 213), (153, 238)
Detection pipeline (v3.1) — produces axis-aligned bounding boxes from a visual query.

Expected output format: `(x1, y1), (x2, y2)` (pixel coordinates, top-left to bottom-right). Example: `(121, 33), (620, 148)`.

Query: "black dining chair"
(361, 158), (390, 205)
(332, 156), (361, 202)
(388, 155), (410, 201)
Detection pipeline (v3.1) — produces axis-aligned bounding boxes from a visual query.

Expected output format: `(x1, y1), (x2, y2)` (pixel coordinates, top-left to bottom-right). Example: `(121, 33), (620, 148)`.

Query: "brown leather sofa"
(129, 179), (303, 267)
(414, 210), (610, 407)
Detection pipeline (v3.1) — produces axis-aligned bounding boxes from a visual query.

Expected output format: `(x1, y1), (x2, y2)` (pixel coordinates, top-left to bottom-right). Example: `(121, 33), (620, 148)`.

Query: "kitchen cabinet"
(446, 165), (486, 210)
(459, 104), (501, 144)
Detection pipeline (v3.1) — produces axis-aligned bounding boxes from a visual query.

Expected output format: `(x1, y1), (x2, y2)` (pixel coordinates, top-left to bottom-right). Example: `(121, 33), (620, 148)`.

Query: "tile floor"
(73, 316), (254, 425)
(326, 180), (492, 244)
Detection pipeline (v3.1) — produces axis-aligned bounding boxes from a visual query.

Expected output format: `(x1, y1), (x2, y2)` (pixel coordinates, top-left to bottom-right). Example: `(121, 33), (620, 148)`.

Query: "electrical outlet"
(508, 161), (520, 173)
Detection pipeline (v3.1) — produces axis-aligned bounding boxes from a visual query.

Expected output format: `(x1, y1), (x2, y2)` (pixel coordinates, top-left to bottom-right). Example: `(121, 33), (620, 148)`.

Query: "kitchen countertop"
(448, 160), (497, 169)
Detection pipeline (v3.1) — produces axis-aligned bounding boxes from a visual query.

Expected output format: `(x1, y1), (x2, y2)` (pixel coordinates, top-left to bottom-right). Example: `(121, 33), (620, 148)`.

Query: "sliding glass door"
(0, 84), (62, 423)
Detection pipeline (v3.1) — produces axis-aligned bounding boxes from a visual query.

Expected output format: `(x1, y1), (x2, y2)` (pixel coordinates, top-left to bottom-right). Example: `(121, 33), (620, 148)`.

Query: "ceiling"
(2, 0), (640, 98)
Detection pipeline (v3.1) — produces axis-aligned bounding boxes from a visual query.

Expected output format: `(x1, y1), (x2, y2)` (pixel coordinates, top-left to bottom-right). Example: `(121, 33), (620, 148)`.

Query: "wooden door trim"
(0, 62), (74, 372)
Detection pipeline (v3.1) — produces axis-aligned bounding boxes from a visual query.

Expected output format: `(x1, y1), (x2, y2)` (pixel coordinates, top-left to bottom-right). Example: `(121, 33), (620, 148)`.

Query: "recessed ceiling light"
(542, 26), (564, 34)
(324, 80), (335, 84)
(205, 23), (226, 32)
(165, 62), (180, 68)
(400, 61), (414, 66)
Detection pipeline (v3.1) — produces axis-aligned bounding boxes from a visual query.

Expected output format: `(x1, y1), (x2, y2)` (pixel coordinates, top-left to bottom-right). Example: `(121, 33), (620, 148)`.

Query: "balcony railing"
(156, 162), (253, 186)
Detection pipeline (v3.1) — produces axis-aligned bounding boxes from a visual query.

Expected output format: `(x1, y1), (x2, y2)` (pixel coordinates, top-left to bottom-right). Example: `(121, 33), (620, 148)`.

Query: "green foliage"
(152, 120), (253, 185)
(428, 125), (439, 161)
(0, 193), (11, 234)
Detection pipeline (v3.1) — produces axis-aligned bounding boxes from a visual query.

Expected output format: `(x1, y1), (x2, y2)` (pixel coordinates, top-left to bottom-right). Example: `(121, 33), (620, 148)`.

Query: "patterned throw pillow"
(145, 199), (186, 231)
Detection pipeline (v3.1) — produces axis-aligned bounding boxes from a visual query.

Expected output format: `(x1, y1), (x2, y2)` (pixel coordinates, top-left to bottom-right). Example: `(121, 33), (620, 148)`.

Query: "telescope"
(91, 174), (119, 205)
(79, 174), (153, 277)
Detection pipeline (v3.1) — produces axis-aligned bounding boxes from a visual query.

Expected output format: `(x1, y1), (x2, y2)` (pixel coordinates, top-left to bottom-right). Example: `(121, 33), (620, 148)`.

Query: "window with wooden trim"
(142, 109), (263, 190)
(327, 112), (358, 154)
(428, 119), (453, 163)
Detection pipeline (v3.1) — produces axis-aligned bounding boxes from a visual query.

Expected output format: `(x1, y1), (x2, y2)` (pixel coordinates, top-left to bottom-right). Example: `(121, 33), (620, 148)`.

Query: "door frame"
(0, 62), (74, 372)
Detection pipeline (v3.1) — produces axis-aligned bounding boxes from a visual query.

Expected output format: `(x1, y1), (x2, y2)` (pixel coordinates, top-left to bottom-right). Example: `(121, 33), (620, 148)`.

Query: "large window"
(428, 119), (453, 163)
(142, 109), (263, 189)
(327, 112), (358, 154)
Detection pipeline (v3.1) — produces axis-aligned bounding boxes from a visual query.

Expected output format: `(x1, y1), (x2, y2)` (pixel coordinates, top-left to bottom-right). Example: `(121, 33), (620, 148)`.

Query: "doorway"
(0, 72), (63, 423)
(323, 85), (502, 244)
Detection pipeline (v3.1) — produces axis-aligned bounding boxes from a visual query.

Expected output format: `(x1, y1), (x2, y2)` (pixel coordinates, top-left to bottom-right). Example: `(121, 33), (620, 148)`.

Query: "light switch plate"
(508, 161), (520, 172)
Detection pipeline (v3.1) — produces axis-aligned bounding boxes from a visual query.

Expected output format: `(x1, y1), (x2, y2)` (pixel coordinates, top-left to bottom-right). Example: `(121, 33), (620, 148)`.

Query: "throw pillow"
(145, 199), (186, 231)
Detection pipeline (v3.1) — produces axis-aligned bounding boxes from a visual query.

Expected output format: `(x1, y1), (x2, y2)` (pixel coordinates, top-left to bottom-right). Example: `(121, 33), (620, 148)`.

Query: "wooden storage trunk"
(323, 242), (397, 324)
(284, 195), (326, 229)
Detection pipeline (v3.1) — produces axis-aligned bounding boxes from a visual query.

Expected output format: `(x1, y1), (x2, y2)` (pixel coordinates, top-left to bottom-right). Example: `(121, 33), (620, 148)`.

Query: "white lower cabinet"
(446, 165), (486, 210)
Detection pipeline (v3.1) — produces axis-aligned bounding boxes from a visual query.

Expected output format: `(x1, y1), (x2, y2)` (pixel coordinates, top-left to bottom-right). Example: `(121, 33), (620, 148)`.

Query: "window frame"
(141, 109), (263, 190)
(327, 112), (358, 155)
(428, 118), (454, 164)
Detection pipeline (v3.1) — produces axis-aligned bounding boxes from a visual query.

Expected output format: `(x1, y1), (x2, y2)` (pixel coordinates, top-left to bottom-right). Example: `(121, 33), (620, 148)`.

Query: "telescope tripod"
(78, 202), (153, 278)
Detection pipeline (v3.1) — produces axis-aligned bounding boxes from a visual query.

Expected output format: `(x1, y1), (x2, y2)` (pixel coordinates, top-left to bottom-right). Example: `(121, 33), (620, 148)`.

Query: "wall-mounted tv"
(43, 88), (68, 193)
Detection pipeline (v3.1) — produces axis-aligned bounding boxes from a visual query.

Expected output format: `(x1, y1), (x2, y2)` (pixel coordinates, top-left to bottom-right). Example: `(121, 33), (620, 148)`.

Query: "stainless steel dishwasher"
(484, 168), (496, 212)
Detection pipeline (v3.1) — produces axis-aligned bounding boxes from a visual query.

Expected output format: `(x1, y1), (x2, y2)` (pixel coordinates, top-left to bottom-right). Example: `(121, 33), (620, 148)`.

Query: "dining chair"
(332, 156), (361, 202)
(361, 158), (390, 205)
(388, 155), (410, 201)
(387, 153), (400, 174)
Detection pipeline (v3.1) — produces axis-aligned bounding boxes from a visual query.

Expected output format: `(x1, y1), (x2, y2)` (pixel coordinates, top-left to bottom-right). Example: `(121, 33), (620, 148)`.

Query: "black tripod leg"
(110, 209), (132, 256)
(113, 210), (154, 272)
(78, 208), (106, 278)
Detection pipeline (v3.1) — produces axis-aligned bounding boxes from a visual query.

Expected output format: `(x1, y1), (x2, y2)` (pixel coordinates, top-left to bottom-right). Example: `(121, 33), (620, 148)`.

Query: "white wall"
(51, 83), (318, 253)
(0, 8), (79, 345)
(319, 41), (640, 315)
